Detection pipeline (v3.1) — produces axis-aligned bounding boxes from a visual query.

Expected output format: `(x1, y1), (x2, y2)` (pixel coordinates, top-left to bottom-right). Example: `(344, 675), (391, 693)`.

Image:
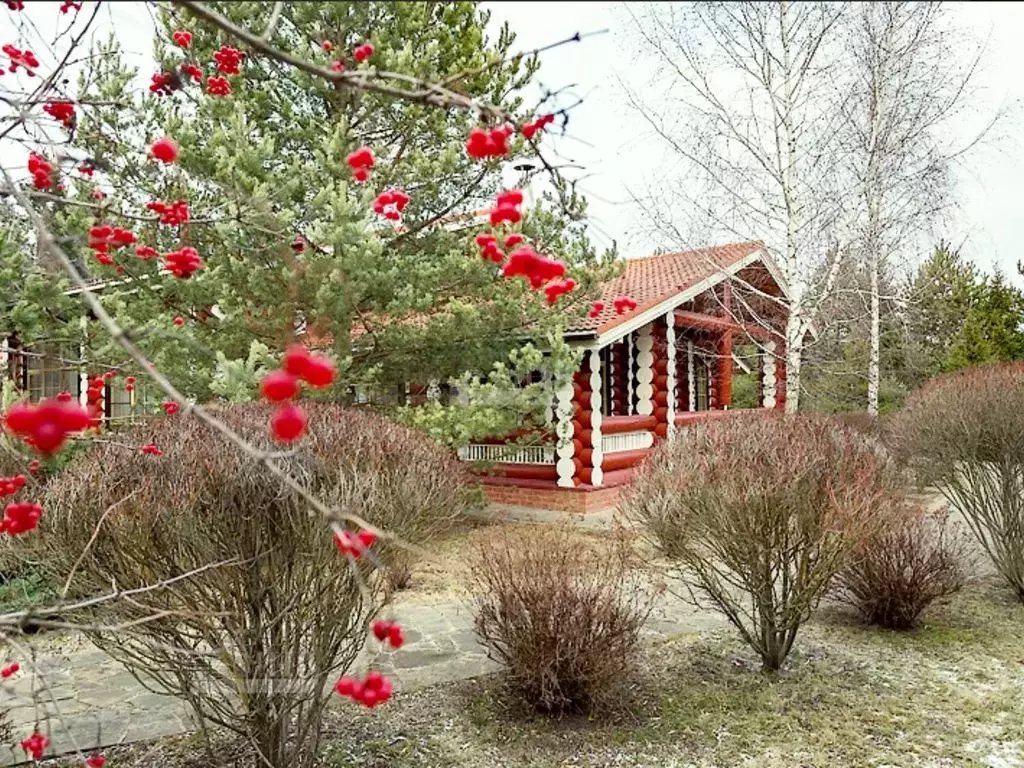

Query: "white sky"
(4, 1), (1023, 285)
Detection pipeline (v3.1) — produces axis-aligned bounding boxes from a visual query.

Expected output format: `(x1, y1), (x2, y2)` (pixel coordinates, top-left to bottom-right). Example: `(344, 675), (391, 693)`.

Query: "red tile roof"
(572, 241), (765, 336)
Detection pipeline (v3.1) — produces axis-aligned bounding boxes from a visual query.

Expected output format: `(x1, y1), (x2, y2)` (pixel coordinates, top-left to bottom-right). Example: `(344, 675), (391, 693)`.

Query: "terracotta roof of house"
(572, 240), (766, 337)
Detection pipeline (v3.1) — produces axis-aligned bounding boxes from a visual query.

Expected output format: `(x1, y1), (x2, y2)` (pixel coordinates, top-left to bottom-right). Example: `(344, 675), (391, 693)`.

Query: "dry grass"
(54, 576), (1024, 768)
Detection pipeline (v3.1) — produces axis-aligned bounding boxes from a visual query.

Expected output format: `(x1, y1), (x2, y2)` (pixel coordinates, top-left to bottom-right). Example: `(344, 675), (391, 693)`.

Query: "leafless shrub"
(31, 404), (467, 768)
(833, 502), (971, 629)
(894, 363), (1024, 600)
(470, 526), (655, 713)
(623, 413), (890, 671)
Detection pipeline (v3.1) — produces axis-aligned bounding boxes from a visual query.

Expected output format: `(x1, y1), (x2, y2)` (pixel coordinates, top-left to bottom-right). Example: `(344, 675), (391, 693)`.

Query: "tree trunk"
(784, 302), (802, 413)
(867, 245), (881, 415)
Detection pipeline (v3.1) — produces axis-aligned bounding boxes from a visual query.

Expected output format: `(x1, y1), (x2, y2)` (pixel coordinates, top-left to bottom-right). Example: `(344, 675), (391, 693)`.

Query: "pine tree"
(6, 2), (607, 439)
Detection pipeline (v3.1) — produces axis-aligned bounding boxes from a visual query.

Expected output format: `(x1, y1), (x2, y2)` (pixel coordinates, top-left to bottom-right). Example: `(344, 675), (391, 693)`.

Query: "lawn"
(71, 574), (1024, 768)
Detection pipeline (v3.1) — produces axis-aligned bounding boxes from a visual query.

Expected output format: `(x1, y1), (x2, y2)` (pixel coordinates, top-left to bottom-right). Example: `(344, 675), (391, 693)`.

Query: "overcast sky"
(4, 1), (1022, 284)
(485, 1), (1024, 286)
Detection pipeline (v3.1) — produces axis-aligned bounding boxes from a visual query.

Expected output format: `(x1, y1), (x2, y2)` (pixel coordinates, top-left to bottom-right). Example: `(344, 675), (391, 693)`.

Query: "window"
(694, 359), (709, 411)
(24, 346), (80, 402)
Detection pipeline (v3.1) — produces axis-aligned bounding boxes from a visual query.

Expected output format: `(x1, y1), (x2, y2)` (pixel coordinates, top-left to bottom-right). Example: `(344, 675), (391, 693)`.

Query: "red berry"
(31, 421), (66, 455)
(282, 345), (311, 377)
(162, 401), (180, 415)
(364, 670), (384, 691)
(3, 402), (36, 435)
(27, 460), (40, 474)
(1, 662), (19, 678)
(357, 529), (377, 550)
(150, 136), (179, 164)
(352, 167), (369, 183)
(330, 60), (344, 72)
(321, 40), (333, 52)
(334, 676), (355, 697)
(260, 370), (299, 402)
(173, 316), (185, 326)
(172, 30), (192, 48)
(302, 356), (335, 388)
(372, 620), (390, 642)
(387, 624), (404, 649)
(353, 42), (374, 63)
(360, 687), (379, 707)
(86, 756), (106, 768)
(270, 404), (306, 443)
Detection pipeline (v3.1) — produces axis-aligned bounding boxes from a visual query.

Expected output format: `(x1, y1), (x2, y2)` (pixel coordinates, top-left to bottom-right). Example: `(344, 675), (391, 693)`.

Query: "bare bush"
(895, 363), (1024, 599)
(623, 413), (890, 671)
(470, 526), (655, 713)
(833, 502), (971, 629)
(31, 404), (467, 768)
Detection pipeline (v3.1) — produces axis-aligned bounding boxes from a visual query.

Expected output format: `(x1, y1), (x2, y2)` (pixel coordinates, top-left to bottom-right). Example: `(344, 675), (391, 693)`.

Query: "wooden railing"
(457, 443), (555, 465)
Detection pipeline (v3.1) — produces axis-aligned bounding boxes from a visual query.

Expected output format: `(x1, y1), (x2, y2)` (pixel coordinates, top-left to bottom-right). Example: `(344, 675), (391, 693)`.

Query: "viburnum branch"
(3, 168), (434, 565)
(173, 0), (509, 121)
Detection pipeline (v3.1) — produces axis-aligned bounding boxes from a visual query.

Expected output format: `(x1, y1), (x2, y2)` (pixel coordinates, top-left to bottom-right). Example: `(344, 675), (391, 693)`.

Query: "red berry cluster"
(181, 62), (202, 83)
(490, 188), (523, 226)
(125, 375), (136, 393)
(3, 398), (90, 455)
(206, 75), (231, 96)
(172, 30), (192, 48)
(85, 376), (105, 428)
(2, 44), (39, 75)
(613, 296), (638, 315)
(27, 153), (53, 190)
(78, 163), (94, 177)
(353, 42), (374, 63)
(260, 346), (335, 442)
(1, 662), (19, 678)
(0, 474), (25, 497)
(346, 146), (375, 183)
(162, 401), (180, 415)
(334, 528), (376, 558)
(474, 233), (505, 263)
(371, 619), (405, 649)
(42, 100), (75, 128)
(88, 225), (136, 251)
(521, 113), (555, 140)
(165, 246), (203, 278)
(149, 71), (179, 95)
(150, 136), (179, 164)
(465, 125), (513, 159)
(3, 501), (42, 536)
(543, 277), (577, 305)
(334, 670), (392, 708)
(58, 0), (81, 12)
(5, 1), (25, 10)
(213, 45), (245, 75)
(147, 199), (190, 225)
(372, 189), (410, 221)
(135, 245), (159, 260)
(141, 443), (163, 456)
(20, 732), (47, 760)
(501, 246), (567, 288)
(588, 300), (604, 318)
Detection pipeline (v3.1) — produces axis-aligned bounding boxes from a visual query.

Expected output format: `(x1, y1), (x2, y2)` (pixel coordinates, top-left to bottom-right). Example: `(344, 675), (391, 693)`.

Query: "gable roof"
(570, 241), (785, 343)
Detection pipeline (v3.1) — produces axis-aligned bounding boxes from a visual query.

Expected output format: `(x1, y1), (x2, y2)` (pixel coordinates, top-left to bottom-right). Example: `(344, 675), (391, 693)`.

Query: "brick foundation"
(480, 482), (622, 514)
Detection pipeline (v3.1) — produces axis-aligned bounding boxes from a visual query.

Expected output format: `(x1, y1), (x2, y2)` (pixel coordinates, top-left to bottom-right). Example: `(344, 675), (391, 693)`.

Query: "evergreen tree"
(4, 2), (609, 440)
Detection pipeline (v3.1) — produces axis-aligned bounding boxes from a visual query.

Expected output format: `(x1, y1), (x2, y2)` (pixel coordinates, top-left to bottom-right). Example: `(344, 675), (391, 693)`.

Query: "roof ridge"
(624, 240), (764, 265)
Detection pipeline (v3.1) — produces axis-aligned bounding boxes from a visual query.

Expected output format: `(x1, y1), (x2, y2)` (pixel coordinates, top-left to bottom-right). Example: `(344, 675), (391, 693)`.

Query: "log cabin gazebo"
(464, 240), (792, 514)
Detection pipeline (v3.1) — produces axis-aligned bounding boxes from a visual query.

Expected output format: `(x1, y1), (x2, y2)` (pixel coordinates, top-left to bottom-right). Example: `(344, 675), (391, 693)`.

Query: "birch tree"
(838, 2), (989, 414)
(621, 1), (849, 412)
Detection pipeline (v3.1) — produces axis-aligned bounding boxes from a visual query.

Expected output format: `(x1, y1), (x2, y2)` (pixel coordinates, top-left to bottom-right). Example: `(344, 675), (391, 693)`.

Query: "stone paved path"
(0, 587), (726, 765)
